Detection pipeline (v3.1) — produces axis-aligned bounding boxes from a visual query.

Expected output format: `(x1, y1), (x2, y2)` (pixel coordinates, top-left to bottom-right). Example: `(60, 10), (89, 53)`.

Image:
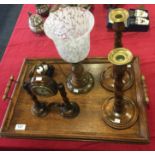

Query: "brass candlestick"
(102, 48), (139, 129)
(100, 8), (134, 91)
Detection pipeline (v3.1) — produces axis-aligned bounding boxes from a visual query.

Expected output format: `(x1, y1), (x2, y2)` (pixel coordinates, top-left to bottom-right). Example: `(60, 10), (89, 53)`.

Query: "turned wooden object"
(58, 83), (72, 109)
(23, 82), (46, 113)
(113, 65), (126, 113)
(71, 63), (86, 88)
(112, 21), (126, 113)
(67, 62), (94, 94)
(113, 22), (125, 48)
(3, 75), (16, 101)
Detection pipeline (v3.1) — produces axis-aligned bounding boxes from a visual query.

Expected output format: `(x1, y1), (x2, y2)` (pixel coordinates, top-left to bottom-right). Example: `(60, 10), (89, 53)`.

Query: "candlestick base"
(60, 102), (80, 118)
(67, 72), (94, 94)
(100, 66), (134, 91)
(102, 96), (139, 129)
(31, 102), (49, 117)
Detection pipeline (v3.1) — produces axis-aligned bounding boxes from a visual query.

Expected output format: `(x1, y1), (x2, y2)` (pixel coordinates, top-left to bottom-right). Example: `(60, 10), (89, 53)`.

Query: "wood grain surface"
(0, 58), (149, 143)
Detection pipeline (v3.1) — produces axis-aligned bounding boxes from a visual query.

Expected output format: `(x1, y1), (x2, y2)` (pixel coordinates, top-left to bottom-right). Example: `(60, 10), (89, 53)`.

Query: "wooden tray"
(0, 58), (149, 143)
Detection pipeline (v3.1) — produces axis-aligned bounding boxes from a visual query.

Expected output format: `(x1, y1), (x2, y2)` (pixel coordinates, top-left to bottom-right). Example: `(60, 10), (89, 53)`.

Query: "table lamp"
(44, 7), (95, 94)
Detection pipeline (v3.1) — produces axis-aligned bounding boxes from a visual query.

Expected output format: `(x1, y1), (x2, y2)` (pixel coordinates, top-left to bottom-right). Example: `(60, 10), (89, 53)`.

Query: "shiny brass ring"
(108, 48), (133, 65)
(109, 8), (129, 23)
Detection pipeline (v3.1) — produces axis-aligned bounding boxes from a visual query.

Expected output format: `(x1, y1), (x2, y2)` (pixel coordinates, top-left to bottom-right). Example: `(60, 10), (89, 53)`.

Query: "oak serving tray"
(0, 58), (149, 143)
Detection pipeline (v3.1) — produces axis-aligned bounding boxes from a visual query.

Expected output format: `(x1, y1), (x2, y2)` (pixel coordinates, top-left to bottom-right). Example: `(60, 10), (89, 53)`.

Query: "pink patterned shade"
(44, 7), (94, 63)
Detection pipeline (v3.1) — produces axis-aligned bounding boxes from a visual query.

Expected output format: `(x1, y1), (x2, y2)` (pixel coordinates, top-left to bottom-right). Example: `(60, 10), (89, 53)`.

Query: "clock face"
(31, 86), (52, 96)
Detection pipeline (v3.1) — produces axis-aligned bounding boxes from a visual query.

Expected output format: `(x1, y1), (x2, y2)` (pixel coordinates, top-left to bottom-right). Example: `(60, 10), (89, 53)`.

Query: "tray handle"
(141, 75), (149, 106)
(2, 75), (16, 101)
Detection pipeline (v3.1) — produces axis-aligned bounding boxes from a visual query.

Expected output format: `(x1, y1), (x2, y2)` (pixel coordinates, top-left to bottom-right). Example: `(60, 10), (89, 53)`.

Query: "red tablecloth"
(0, 4), (155, 150)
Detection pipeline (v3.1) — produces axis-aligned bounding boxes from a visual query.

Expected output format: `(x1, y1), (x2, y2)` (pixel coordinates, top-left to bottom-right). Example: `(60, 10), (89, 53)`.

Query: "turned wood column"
(58, 83), (72, 109)
(71, 63), (86, 88)
(113, 22), (125, 48)
(113, 65), (126, 113)
(112, 22), (126, 113)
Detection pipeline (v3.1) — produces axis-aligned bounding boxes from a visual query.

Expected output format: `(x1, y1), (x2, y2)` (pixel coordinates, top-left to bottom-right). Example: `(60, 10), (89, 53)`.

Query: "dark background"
(0, 4), (22, 60)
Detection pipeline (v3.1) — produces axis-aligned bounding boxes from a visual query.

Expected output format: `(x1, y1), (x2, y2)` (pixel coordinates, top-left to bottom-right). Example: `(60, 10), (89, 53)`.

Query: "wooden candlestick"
(112, 18), (125, 106)
(100, 8), (134, 92)
(58, 83), (80, 118)
(102, 48), (139, 129)
(23, 82), (49, 117)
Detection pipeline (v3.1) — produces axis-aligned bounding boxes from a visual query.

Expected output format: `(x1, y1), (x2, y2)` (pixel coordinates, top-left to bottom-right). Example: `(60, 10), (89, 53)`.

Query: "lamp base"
(67, 72), (94, 94)
(102, 96), (139, 129)
(100, 66), (134, 91)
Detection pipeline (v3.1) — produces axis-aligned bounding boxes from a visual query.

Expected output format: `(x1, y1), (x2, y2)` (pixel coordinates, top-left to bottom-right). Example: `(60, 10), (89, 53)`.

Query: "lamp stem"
(71, 63), (85, 88)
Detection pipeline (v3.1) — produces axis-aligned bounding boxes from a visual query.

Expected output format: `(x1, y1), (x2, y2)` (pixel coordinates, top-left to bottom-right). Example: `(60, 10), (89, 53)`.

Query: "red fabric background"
(0, 4), (155, 150)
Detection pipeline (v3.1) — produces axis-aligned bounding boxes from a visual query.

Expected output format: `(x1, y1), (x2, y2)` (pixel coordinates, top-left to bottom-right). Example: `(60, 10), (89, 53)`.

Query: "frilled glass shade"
(44, 7), (94, 63)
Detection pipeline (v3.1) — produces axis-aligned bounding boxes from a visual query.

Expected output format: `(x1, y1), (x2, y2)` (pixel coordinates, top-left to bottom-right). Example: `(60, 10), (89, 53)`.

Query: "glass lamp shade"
(44, 7), (95, 63)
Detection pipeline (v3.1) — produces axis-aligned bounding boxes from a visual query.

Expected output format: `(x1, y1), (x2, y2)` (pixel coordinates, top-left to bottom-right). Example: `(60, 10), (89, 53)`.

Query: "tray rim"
(0, 57), (149, 144)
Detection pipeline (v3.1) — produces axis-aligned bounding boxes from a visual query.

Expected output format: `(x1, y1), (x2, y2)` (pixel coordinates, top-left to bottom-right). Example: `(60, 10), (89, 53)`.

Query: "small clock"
(30, 75), (58, 97)
(31, 85), (54, 96)
(29, 63), (55, 78)
(28, 63), (57, 97)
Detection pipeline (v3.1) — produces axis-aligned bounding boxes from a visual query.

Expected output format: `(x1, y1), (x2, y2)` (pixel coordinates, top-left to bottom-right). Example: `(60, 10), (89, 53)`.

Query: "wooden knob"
(141, 75), (145, 81)
(2, 75), (14, 101)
